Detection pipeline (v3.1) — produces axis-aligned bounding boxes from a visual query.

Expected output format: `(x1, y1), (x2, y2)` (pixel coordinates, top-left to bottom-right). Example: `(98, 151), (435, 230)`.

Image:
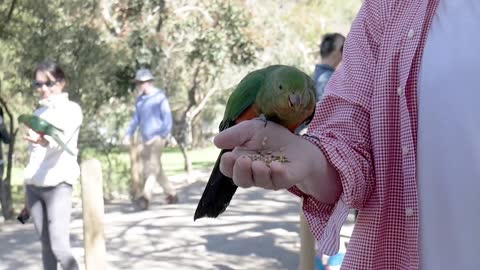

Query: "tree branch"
(185, 64), (201, 117)
(155, 0), (166, 33)
(5, 0), (16, 23)
(0, 0), (17, 35)
(173, 5), (214, 24)
(190, 81), (217, 118)
(99, 0), (122, 36)
(0, 90), (17, 184)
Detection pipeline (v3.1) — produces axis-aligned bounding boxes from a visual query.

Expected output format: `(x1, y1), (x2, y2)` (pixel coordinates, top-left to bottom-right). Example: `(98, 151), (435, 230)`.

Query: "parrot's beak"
(288, 93), (303, 109)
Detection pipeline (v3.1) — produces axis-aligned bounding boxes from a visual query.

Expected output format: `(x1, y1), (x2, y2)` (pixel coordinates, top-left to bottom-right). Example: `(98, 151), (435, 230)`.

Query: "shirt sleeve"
(287, 0), (389, 255)
(159, 96), (173, 138)
(315, 71), (333, 100)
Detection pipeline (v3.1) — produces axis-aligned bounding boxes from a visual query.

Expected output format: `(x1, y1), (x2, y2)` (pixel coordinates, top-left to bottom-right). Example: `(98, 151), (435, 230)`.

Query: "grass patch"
(162, 146), (220, 175)
(9, 145), (220, 203)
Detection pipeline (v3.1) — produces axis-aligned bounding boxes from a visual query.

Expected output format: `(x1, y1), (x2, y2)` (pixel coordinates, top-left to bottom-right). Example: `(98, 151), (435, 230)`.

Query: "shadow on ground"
(0, 173), (309, 270)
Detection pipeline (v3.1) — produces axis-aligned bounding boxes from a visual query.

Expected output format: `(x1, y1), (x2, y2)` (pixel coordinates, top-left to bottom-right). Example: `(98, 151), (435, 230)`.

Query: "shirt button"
(397, 86), (404, 96)
(406, 207), (414, 217)
(402, 146), (409, 155)
(408, 29), (415, 38)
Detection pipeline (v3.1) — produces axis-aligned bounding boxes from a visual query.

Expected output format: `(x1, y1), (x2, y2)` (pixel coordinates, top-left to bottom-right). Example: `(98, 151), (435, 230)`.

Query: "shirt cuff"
(286, 133), (352, 256)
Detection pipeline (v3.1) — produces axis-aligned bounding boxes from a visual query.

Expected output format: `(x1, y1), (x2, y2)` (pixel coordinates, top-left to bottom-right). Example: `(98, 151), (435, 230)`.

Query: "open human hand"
(23, 129), (48, 146)
(214, 119), (318, 191)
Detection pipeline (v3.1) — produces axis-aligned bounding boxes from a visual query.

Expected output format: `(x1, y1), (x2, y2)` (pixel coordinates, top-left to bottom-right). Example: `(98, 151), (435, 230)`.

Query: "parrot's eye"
(278, 85), (283, 90)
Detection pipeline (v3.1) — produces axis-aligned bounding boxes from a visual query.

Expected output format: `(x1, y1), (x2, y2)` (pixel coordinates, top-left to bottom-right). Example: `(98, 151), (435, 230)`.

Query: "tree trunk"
(0, 96), (16, 220)
(0, 180), (14, 219)
(173, 119), (193, 174)
(1, 135), (16, 220)
(178, 143), (192, 174)
(173, 63), (219, 173)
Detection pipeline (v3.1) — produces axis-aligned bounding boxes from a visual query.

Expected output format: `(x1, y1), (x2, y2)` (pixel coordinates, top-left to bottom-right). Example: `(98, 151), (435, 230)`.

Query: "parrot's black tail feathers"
(194, 149), (238, 221)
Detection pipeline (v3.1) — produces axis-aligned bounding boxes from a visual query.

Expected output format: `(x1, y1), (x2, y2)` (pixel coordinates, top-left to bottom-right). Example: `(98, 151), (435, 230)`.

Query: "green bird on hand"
(18, 114), (75, 155)
(194, 64), (317, 220)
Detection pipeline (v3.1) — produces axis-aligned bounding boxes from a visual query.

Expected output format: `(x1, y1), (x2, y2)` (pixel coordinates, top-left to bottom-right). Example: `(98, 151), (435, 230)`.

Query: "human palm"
(214, 119), (318, 191)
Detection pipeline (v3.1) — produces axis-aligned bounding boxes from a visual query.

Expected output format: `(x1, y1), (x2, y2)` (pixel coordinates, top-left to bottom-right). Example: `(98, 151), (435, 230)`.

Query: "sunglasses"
(33, 80), (58, 88)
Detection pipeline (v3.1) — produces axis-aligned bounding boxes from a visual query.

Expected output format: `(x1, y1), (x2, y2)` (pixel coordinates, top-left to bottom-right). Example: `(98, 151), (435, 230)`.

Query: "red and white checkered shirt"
(289, 0), (441, 269)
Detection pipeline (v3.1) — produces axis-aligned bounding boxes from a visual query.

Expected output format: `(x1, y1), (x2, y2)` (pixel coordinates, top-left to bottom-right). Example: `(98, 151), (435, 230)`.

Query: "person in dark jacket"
(312, 33), (345, 100)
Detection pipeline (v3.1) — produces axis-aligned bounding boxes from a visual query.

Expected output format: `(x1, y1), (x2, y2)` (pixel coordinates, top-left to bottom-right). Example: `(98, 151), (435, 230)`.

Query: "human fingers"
(23, 135), (37, 143)
(219, 151), (237, 178)
(24, 134), (48, 146)
(269, 161), (300, 190)
(219, 146), (256, 178)
(232, 155), (254, 188)
(251, 160), (274, 189)
(214, 121), (260, 150)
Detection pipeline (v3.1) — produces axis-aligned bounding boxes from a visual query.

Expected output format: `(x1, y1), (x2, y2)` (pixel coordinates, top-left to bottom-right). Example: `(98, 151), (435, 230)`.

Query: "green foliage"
(0, 0), (362, 197)
(287, 0), (361, 59)
(11, 146), (219, 198)
(81, 146), (132, 197)
(239, 0), (361, 73)
(187, 1), (258, 66)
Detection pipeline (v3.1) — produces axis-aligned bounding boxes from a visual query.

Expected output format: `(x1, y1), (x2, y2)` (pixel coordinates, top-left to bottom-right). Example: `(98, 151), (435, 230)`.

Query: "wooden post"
(81, 159), (107, 270)
(299, 204), (316, 270)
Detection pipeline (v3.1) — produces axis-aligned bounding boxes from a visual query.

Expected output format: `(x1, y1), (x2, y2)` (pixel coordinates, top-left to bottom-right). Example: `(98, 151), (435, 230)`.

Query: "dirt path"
(0, 171), (354, 270)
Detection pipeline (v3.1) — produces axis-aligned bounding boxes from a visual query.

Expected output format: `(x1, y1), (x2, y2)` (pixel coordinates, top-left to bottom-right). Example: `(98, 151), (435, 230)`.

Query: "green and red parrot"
(194, 64), (317, 220)
(18, 114), (75, 155)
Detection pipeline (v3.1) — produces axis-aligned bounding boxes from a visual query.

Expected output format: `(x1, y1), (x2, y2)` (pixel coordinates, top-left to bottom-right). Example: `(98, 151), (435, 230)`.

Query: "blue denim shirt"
(126, 88), (173, 142)
(295, 64), (336, 135)
(312, 64), (335, 101)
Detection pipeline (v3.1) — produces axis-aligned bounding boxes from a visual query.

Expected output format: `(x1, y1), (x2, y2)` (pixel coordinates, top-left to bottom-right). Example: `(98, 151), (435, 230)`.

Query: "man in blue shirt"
(123, 68), (177, 209)
(312, 33), (345, 100)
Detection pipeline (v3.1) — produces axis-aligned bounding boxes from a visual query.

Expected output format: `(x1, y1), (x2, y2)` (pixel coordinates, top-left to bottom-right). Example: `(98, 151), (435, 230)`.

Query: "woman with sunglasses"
(22, 60), (82, 270)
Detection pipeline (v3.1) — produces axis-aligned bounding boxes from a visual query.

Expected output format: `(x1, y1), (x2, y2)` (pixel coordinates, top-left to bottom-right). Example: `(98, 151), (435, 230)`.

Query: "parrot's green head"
(18, 114), (30, 125)
(257, 66), (316, 130)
